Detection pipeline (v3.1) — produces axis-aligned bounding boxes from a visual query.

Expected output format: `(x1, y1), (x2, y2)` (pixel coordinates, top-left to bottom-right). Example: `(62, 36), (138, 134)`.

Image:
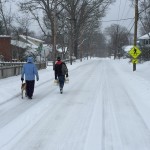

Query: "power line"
(138, 4), (150, 15)
(127, 22), (134, 36)
(120, 0), (132, 28)
(102, 17), (134, 22)
(120, 0), (128, 22)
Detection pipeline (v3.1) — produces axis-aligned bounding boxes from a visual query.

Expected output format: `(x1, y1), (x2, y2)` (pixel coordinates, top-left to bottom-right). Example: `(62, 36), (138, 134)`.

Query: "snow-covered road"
(1, 58), (150, 150)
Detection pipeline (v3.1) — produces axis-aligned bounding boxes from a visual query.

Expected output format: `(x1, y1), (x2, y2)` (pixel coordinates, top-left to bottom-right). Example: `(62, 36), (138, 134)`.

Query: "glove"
(36, 77), (39, 81)
(66, 74), (68, 77)
(21, 78), (24, 82)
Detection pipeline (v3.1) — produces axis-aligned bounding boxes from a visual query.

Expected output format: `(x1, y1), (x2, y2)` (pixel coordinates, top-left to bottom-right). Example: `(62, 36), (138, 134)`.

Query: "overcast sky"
(10, 0), (135, 36)
(102, 0), (135, 34)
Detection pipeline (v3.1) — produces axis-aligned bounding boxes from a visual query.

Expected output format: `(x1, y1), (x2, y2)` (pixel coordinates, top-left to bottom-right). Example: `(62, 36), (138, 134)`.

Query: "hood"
(27, 57), (33, 63)
(56, 60), (62, 65)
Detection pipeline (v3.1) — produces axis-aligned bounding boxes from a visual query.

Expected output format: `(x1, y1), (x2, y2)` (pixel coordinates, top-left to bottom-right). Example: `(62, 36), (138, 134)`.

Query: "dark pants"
(58, 76), (65, 89)
(26, 80), (35, 98)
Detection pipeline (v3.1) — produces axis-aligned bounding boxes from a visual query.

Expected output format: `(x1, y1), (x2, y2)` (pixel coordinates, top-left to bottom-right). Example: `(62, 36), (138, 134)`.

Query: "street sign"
(129, 46), (141, 58)
(132, 58), (138, 64)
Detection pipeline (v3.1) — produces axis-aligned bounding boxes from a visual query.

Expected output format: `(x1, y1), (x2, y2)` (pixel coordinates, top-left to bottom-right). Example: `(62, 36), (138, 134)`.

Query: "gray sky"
(102, 0), (134, 34)
(11, 0), (135, 36)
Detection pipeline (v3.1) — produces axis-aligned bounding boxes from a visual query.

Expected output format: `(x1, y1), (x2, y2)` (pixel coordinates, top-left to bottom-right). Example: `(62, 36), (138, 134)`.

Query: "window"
(144, 39), (149, 45)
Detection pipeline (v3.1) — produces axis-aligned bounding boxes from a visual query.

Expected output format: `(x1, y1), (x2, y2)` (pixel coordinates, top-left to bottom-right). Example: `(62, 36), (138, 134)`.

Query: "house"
(57, 47), (68, 59)
(11, 40), (31, 61)
(0, 34), (62, 61)
(0, 35), (11, 61)
(138, 33), (150, 47)
(11, 35), (45, 61)
(137, 33), (150, 61)
(41, 44), (52, 60)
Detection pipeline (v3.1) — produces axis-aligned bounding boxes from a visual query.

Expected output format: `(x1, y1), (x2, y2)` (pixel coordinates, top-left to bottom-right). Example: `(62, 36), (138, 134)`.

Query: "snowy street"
(0, 58), (150, 150)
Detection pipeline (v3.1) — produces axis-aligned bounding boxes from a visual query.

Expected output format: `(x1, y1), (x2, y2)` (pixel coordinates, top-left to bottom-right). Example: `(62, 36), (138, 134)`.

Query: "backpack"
(61, 63), (68, 75)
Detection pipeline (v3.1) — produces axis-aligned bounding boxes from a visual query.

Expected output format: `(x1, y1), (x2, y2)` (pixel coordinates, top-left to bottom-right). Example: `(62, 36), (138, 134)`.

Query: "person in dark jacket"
(54, 57), (68, 94)
(21, 57), (39, 99)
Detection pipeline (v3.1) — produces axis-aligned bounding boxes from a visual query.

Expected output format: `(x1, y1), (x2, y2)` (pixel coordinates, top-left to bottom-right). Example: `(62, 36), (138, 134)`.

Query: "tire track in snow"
(101, 61), (124, 150)
(9, 60), (104, 150)
(0, 60), (92, 128)
(102, 60), (150, 150)
(83, 61), (104, 150)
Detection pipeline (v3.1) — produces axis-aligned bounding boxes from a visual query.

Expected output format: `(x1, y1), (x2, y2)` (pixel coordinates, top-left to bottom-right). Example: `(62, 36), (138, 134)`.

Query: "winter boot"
(60, 88), (63, 94)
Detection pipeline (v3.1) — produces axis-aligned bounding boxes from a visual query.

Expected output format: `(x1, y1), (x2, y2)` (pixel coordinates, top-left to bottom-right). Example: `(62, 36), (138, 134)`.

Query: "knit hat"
(57, 56), (61, 61)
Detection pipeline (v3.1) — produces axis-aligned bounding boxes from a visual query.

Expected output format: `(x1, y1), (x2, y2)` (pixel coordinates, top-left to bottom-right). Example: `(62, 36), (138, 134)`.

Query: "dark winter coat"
(54, 60), (68, 79)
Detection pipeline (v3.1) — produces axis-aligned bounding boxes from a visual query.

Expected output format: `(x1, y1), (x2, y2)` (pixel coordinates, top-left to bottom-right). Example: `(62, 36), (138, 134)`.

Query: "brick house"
(0, 36), (11, 61)
(0, 34), (61, 61)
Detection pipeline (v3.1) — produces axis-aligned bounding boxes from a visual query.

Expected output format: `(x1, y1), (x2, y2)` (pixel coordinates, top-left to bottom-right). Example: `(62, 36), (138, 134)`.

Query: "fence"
(0, 62), (46, 79)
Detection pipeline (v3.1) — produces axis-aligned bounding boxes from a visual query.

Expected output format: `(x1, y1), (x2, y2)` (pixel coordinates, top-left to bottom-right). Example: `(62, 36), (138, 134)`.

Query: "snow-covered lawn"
(0, 58), (150, 150)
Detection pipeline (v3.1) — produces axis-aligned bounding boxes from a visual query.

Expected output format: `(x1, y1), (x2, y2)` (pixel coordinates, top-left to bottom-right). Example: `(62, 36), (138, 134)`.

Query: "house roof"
(19, 35), (44, 43)
(19, 35), (44, 49)
(11, 40), (38, 49)
(0, 35), (11, 38)
(11, 40), (29, 49)
(138, 33), (150, 40)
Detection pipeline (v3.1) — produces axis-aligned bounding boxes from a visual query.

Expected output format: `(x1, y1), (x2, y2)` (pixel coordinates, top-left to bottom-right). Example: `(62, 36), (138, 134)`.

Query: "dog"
(21, 83), (26, 99)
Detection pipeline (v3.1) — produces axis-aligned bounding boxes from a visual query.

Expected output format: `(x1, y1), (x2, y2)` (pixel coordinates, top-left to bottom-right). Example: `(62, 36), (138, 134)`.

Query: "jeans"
(58, 75), (65, 89)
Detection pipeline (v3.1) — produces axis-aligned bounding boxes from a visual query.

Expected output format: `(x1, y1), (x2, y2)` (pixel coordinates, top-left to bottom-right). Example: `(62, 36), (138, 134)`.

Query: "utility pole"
(133, 0), (138, 71)
(114, 25), (119, 60)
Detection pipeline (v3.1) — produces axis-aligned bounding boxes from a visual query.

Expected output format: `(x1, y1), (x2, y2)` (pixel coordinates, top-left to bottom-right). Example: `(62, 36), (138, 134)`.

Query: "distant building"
(11, 40), (29, 61)
(11, 35), (45, 61)
(138, 33), (150, 48)
(57, 47), (68, 59)
(137, 33), (150, 61)
(0, 34), (63, 61)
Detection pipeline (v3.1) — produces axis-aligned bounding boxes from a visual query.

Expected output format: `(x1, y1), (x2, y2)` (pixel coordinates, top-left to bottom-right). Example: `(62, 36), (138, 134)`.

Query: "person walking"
(54, 57), (68, 94)
(21, 56), (39, 99)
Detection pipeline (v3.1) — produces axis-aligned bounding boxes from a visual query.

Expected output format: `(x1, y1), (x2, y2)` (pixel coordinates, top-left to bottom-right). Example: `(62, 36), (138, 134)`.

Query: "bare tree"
(139, 0), (150, 35)
(105, 24), (130, 59)
(19, 0), (115, 63)
(19, 0), (64, 64)
(0, 20), (4, 34)
(0, 0), (15, 35)
(62, 0), (115, 59)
